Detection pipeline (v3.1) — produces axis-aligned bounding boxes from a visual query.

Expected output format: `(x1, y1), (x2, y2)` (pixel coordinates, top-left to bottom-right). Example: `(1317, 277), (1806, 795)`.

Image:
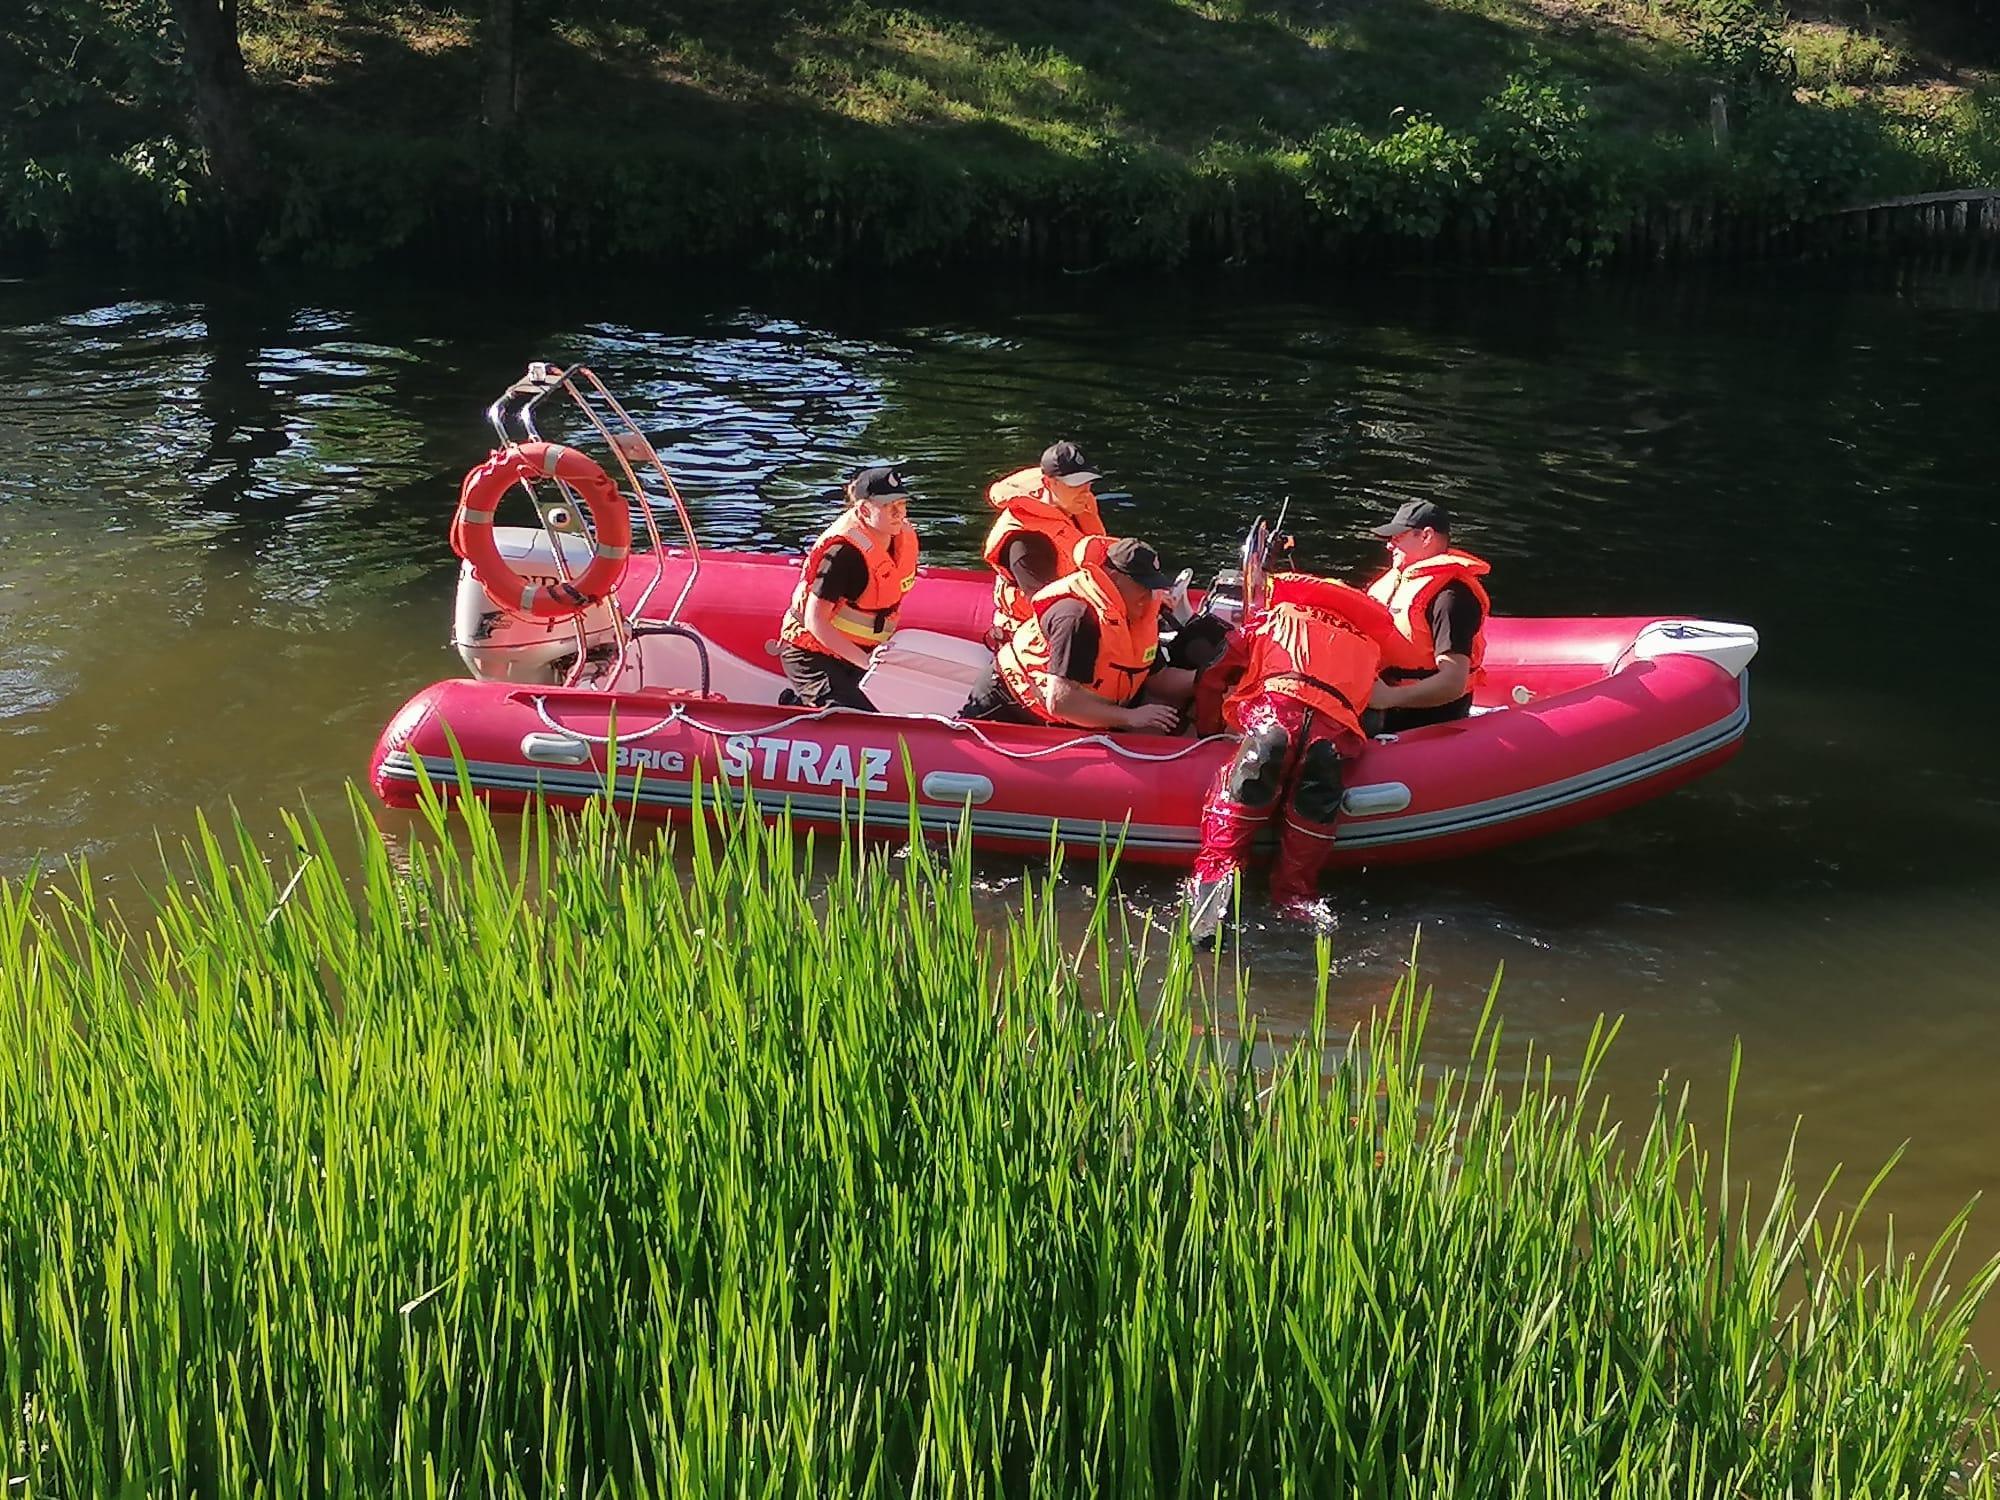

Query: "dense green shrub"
(1477, 64), (1621, 257)
(0, 137), (199, 256)
(1302, 115), (1490, 240)
(1889, 90), (2000, 187)
(1724, 102), (1907, 214)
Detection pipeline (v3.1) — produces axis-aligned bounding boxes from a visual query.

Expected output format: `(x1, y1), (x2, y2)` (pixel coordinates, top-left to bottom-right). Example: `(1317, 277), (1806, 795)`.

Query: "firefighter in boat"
(776, 465), (920, 712)
(1362, 499), (1491, 733)
(958, 536), (1190, 733)
(980, 441), (1112, 645)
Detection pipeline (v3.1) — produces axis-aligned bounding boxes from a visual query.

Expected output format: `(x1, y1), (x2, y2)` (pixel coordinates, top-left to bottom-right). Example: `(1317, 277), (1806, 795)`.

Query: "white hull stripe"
(377, 684), (1748, 853)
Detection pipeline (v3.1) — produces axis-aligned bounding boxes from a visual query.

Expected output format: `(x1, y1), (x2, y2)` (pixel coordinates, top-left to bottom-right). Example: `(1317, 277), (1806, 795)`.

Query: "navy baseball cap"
(1371, 499), (1452, 537)
(1041, 441), (1100, 485)
(1104, 537), (1174, 590)
(849, 465), (910, 501)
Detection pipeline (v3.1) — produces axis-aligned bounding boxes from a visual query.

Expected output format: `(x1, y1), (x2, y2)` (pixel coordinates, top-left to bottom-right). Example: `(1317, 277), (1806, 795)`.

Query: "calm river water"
(4, 265), (1998, 1338)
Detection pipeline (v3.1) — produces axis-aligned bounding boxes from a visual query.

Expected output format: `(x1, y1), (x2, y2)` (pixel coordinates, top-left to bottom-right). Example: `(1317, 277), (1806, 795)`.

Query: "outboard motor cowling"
(453, 526), (619, 683)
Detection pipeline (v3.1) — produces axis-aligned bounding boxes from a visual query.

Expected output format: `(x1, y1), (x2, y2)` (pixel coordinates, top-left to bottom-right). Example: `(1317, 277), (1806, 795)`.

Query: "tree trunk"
(171, 0), (261, 213)
(482, 0), (520, 132)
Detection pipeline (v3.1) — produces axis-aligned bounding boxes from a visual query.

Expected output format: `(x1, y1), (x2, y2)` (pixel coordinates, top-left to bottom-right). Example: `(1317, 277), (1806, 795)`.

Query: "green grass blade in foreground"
(0, 777), (1994, 1495)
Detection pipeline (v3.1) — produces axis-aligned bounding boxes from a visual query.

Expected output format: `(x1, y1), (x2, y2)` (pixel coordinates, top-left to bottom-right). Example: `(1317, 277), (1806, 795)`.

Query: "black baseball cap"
(1041, 440), (1100, 485)
(1371, 499), (1452, 537)
(1104, 537), (1174, 590)
(849, 464), (910, 501)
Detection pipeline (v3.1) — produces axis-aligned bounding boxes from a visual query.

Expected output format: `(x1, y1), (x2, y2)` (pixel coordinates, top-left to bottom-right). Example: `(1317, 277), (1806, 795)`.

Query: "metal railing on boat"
(481, 362), (707, 692)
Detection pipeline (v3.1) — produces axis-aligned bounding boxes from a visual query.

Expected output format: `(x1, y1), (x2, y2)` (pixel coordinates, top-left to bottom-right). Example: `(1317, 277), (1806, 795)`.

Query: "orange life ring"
(450, 441), (633, 619)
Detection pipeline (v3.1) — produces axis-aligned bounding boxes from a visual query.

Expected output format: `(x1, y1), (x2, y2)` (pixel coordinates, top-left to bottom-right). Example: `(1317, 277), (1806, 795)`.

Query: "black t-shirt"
(1000, 533), (1061, 598)
(1039, 598), (1103, 686)
(1382, 581), (1484, 681)
(1377, 580), (1485, 730)
(809, 541), (869, 603)
(1427, 580), (1484, 663)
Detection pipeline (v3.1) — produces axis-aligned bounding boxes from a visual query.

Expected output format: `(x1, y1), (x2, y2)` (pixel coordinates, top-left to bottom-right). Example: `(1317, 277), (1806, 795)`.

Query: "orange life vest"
(1263, 571), (1429, 674)
(1222, 602), (1382, 744)
(1364, 550), (1491, 680)
(981, 466), (1106, 634)
(779, 511), (919, 656)
(994, 537), (1159, 724)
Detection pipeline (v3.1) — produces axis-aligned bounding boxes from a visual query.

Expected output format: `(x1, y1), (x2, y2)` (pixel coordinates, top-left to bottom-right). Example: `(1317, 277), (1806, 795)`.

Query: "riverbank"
(3, 0), (1995, 271)
(2, 784), (1996, 1493)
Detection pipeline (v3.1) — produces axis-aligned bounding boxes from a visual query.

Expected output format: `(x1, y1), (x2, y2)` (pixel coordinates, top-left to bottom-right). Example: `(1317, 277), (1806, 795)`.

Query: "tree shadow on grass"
(1784, 0), (2000, 74)
(863, 0), (1712, 145)
(254, 0), (1716, 163)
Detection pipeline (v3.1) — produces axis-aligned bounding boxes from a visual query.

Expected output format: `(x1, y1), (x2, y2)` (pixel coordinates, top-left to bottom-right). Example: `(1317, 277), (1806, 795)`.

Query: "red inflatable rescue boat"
(369, 364), (1758, 868)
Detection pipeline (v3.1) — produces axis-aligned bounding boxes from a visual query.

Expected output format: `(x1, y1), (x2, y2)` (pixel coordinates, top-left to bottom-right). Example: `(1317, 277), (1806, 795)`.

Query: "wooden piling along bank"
(198, 166), (2000, 275)
(1667, 188), (2000, 270)
(1179, 186), (2000, 272)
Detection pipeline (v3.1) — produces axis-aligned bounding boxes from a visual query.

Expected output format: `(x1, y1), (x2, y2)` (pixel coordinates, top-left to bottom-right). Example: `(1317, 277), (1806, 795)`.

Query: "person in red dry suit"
(1184, 573), (1386, 945)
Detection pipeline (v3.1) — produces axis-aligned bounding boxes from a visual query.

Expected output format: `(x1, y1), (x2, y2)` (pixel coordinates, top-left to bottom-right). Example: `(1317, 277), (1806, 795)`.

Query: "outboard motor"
(452, 525), (619, 683)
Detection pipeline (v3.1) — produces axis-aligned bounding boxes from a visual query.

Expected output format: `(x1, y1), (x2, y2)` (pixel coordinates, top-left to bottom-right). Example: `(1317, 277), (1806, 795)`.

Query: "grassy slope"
(242, 0), (1996, 170)
(4, 0), (1994, 264)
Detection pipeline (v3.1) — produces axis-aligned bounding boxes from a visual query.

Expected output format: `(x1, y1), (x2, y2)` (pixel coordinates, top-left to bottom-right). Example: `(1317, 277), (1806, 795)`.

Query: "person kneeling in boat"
(980, 440), (1109, 646)
(1184, 575), (1384, 942)
(776, 465), (919, 712)
(1362, 498), (1491, 732)
(957, 536), (1185, 734)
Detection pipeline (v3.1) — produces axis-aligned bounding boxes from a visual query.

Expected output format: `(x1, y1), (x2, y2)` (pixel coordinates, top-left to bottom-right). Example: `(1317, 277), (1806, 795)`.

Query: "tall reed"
(1, 780), (1995, 1496)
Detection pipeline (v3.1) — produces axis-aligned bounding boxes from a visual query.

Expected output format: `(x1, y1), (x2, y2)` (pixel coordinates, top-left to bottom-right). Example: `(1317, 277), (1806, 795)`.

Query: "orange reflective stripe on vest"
(1364, 549), (1491, 679)
(981, 466), (1106, 632)
(1223, 603), (1381, 741)
(994, 546), (1158, 723)
(779, 512), (919, 656)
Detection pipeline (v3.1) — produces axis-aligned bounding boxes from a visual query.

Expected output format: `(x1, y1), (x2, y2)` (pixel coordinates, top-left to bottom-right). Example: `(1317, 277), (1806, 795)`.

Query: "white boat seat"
(862, 628), (995, 717)
(624, 628), (788, 704)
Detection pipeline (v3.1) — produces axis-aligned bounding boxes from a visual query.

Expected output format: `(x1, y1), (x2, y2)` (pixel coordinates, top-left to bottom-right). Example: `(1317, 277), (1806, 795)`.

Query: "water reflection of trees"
(190, 290), (293, 520)
(11, 271), (1995, 646)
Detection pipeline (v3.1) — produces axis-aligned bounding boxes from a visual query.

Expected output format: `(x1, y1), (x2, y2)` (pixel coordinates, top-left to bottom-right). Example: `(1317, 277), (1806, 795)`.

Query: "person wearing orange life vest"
(1183, 575), (1385, 944)
(980, 440), (1109, 643)
(1362, 499), (1492, 733)
(776, 465), (920, 712)
(957, 536), (1184, 734)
